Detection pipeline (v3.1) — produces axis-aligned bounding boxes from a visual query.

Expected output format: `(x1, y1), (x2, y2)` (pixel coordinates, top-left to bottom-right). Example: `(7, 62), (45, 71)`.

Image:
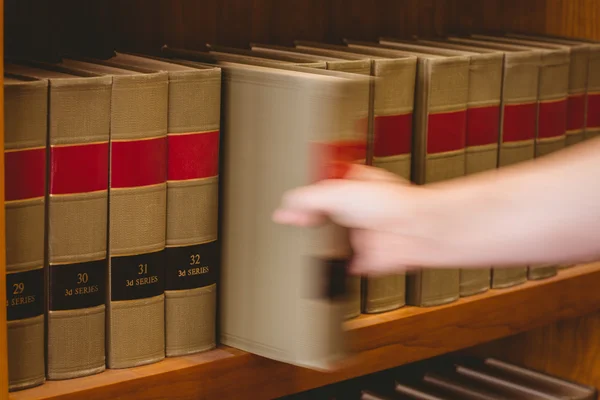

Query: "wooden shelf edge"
(10, 263), (600, 400)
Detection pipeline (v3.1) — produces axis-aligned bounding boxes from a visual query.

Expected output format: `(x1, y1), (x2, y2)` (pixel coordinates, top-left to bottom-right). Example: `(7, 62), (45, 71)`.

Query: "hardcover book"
(3, 74), (47, 391)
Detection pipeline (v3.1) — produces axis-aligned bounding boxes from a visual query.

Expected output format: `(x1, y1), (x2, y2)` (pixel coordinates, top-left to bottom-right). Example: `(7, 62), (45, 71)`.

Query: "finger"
(271, 209), (328, 227)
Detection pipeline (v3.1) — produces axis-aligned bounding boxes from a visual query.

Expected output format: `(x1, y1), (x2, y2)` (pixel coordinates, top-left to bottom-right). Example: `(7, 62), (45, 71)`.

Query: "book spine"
(4, 78), (47, 391)
(107, 72), (168, 368)
(46, 76), (111, 379)
(363, 58), (416, 313)
(164, 68), (221, 357)
(534, 50), (569, 158)
(408, 57), (468, 307)
(492, 52), (539, 288)
(528, 50), (569, 280)
(565, 47), (589, 146)
(585, 47), (600, 140)
(460, 54), (503, 297)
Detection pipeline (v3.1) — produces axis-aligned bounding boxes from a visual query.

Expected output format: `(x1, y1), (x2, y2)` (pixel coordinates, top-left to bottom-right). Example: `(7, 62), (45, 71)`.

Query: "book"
(409, 38), (530, 289)
(204, 44), (370, 319)
(378, 38), (504, 297)
(172, 58), (369, 369)
(93, 52), (222, 357)
(3, 74), (47, 391)
(343, 40), (467, 307)
(292, 40), (418, 313)
(58, 59), (169, 369)
(5, 63), (111, 380)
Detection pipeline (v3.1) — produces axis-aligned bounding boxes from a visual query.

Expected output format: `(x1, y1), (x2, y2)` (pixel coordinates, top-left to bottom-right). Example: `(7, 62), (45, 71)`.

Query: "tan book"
(3, 74), (47, 391)
(5, 63), (111, 380)
(504, 33), (600, 141)
(408, 38), (531, 289)
(379, 38), (505, 297)
(342, 40), (467, 307)
(58, 58), (169, 369)
(205, 61), (369, 369)
(91, 53), (222, 357)
(161, 45), (371, 320)
(292, 40), (419, 313)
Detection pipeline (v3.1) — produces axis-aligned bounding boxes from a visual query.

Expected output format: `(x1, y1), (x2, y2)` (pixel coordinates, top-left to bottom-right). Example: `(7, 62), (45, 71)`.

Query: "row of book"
(5, 54), (222, 390)
(280, 356), (598, 400)
(5, 31), (599, 391)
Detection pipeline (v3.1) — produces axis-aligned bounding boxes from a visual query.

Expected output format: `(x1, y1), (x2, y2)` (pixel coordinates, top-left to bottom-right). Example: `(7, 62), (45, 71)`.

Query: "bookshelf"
(7, 263), (600, 400)
(2, 0), (600, 399)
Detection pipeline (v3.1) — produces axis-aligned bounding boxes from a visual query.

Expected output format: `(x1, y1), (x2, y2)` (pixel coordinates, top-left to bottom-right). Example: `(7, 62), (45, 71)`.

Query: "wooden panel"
(467, 311), (600, 390)
(10, 264), (600, 400)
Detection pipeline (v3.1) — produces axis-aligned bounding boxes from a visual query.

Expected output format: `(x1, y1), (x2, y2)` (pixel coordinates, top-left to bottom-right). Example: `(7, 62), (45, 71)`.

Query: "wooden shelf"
(9, 263), (600, 400)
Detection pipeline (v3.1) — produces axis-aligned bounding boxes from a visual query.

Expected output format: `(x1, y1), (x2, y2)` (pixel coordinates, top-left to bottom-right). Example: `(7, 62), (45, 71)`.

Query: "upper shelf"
(10, 263), (600, 400)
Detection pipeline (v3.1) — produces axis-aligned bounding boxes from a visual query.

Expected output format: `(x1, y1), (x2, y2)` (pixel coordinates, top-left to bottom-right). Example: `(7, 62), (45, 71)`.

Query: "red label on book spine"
(502, 103), (537, 142)
(466, 105), (500, 147)
(50, 143), (109, 195)
(167, 131), (219, 181)
(538, 98), (567, 138)
(5, 148), (46, 201)
(373, 113), (412, 157)
(567, 94), (586, 132)
(587, 93), (600, 129)
(311, 140), (367, 181)
(111, 137), (167, 188)
(427, 109), (467, 154)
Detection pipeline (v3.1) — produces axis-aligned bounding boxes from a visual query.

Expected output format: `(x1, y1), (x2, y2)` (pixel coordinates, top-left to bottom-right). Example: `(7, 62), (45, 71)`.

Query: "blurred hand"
(272, 164), (438, 276)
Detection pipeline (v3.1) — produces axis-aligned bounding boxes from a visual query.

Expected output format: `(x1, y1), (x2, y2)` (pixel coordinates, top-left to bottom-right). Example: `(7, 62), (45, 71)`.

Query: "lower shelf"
(11, 263), (600, 400)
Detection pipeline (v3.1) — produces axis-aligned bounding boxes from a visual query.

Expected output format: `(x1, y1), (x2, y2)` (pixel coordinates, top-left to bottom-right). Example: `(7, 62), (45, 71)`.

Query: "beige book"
(219, 43), (372, 318)
(207, 61), (369, 369)
(58, 58), (169, 369)
(161, 45), (371, 320)
(3, 74), (47, 391)
(292, 40), (419, 313)
(504, 33), (600, 141)
(379, 38), (507, 297)
(342, 40), (466, 307)
(92, 53), (222, 357)
(5, 63), (111, 380)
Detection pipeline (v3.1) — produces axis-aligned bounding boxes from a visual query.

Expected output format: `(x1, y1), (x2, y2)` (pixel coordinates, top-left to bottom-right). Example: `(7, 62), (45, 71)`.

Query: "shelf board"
(11, 263), (600, 400)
